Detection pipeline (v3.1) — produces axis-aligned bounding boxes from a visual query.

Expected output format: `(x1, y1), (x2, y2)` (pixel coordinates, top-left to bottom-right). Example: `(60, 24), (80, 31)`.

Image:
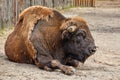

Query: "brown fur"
(5, 6), (65, 63)
(5, 6), (96, 75)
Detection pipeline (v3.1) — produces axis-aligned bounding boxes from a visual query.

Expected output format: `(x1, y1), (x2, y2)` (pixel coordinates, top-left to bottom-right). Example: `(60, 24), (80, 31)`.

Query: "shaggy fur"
(5, 6), (96, 75)
(5, 6), (65, 63)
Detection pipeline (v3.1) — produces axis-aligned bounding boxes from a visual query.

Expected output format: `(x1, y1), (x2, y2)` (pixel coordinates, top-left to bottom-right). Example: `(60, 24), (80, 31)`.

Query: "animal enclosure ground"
(0, 8), (120, 80)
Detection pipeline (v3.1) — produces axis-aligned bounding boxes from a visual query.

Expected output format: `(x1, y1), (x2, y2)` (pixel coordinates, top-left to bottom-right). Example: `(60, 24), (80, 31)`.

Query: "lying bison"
(5, 6), (96, 75)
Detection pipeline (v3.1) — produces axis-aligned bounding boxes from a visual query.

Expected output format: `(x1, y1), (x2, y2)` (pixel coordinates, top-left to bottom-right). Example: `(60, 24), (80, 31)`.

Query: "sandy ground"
(0, 8), (120, 80)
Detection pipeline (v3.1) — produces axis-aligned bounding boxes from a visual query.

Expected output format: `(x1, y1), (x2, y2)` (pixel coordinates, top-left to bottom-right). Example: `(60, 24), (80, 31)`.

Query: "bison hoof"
(51, 60), (60, 67)
(44, 66), (52, 71)
(62, 66), (75, 75)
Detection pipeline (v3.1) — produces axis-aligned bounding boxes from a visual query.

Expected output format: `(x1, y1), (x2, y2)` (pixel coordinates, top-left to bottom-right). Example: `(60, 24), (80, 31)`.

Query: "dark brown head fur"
(60, 17), (96, 63)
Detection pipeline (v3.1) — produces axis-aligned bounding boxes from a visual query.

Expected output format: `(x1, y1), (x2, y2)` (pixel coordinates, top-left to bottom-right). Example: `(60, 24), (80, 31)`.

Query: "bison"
(5, 6), (96, 75)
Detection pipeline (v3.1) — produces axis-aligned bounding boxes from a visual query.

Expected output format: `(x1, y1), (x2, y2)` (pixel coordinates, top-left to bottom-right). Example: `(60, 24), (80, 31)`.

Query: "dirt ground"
(0, 8), (120, 80)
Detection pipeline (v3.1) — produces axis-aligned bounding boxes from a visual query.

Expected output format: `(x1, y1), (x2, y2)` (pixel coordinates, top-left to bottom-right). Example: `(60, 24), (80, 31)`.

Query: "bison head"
(61, 17), (96, 63)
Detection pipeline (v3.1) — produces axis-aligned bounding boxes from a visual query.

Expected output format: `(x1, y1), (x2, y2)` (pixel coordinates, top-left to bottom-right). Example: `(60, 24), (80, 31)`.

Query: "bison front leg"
(51, 60), (75, 75)
(65, 57), (79, 67)
(35, 56), (75, 75)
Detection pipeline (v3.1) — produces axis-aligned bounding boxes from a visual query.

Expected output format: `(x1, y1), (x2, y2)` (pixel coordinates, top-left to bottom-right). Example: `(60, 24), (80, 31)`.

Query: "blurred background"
(0, 0), (120, 29)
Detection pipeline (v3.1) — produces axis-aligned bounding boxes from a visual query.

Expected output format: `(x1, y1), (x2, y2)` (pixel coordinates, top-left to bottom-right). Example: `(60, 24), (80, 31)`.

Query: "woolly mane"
(5, 6), (54, 63)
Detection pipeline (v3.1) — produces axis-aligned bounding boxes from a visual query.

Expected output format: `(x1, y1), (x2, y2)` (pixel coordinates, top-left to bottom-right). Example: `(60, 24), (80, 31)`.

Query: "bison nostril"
(89, 47), (96, 53)
(91, 48), (96, 53)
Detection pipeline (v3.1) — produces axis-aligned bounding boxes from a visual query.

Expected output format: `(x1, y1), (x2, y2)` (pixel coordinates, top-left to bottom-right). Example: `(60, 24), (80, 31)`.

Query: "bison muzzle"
(5, 6), (96, 75)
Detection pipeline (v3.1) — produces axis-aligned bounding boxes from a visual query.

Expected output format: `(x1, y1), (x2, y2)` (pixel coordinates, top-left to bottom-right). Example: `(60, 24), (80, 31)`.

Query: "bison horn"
(67, 26), (77, 32)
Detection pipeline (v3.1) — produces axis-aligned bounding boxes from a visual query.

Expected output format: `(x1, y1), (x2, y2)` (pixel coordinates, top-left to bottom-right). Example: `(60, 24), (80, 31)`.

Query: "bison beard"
(5, 6), (96, 75)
